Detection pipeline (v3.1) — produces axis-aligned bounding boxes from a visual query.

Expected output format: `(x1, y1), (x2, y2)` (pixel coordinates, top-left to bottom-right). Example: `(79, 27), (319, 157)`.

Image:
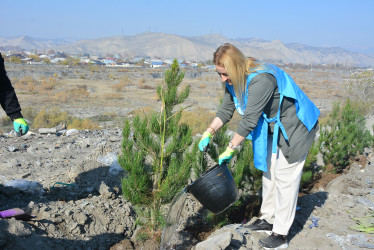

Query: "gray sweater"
(216, 73), (318, 163)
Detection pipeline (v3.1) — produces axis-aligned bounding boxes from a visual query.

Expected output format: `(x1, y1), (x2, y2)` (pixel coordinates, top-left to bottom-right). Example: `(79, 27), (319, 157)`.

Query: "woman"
(199, 43), (319, 249)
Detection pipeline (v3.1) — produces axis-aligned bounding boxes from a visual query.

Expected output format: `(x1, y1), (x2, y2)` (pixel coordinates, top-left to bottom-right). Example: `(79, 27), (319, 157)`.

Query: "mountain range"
(1, 32), (373, 67)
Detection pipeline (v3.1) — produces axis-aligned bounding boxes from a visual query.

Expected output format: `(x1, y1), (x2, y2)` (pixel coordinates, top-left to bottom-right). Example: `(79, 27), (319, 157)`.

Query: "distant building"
(103, 59), (116, 66)
(51, 58), (66, 63)
(150, 61), (165, 68)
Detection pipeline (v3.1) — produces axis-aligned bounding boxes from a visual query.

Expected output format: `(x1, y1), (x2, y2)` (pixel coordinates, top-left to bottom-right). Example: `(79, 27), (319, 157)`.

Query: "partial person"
(0, 53), (29, 135)
(199, 43), (319, 249)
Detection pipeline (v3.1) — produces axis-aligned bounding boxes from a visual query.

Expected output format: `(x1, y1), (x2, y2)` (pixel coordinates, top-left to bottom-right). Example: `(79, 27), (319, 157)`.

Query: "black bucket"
(186, 164), (239, 214)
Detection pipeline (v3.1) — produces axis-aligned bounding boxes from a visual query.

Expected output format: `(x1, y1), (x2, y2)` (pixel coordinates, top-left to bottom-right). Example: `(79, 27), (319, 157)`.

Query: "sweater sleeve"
(236, 73), (277, 138)
(215, 86), (236, 125)
(0, 53), (23, 120)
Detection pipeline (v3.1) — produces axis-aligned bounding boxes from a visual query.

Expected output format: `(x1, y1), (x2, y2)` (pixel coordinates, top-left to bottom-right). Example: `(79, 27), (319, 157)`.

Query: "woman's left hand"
(218, 147), (235, 165)
(199, 131), (212, 152)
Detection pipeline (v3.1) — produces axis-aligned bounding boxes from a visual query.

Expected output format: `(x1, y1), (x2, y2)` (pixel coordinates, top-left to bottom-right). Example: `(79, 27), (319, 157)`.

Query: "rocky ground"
(0, 127), (136, 249)
(0, 122), (373, 250)
(186, 151), (374, 250)
(1, 64), (373, 249)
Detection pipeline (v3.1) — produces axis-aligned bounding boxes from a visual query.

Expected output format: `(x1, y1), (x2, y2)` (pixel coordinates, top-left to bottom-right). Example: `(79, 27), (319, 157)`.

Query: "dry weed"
(68, 118), (100, 130)
(102, 93), (123, 100)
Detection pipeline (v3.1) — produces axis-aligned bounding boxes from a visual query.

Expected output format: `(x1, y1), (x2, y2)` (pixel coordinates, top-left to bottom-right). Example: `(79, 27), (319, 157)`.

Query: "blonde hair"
(213, 43), (262, 107)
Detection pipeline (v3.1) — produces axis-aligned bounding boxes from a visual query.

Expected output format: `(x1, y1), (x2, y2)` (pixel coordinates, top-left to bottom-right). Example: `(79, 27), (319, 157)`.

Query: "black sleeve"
(0, 53), (22, 120)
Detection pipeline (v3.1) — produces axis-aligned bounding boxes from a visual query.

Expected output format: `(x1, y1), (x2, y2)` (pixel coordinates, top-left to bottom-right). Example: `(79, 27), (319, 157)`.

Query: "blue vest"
(226, 64), (320, 172)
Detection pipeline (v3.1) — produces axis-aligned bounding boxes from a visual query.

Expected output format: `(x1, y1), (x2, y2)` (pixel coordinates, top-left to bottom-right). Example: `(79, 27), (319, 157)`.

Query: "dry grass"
(52, 86), (90, 102)
(6, 65), (350, 130)
(102, 93), (123, 100)
(68, 118), (100, 130)
(180, 108), (216, 135)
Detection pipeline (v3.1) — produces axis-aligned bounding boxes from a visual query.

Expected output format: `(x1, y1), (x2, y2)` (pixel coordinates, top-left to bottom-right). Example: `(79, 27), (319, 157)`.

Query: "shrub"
(32, 107), (99, 130)
(21, 106), (38, 123)
(102, 93), (123, 100)
(14, 76), (38, 94)
(10, 56), (22, 64)
(33, 108), (69, 128)
(233, 140), (263, 192)
(119, 59), (197, 235)
(300, 171), (313, 188)
(39, 76), (59, 91)
(300, 142), (319, 189)
(108, 73), (116, 80)
(139, 83), (154, 89)
(68, 118), (99, 130)
(112, 78), (130, 92)
(0, 115), (11, 127)
(53, 86), (90, 102)
(318, 99), (373, 172)
(89, 65), (101, 73)
(344, 70), (374, 109)
(179, 107), (216, 135)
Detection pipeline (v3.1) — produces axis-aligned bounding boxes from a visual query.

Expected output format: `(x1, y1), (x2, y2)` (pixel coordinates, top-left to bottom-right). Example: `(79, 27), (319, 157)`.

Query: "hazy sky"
(2, 0), (374, 53)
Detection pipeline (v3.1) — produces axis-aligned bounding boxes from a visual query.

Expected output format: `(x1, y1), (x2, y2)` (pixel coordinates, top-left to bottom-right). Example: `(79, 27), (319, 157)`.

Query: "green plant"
(205, 211), (229, 229)
(300, 171), (313, 188)
(233, 140), (262, 192)
(136, 230), (150, 242)
(119, 59), (197, 235)
(350, 212), (374, 234)
(318, 100), (373, 172)
(300, 142), (319, 188)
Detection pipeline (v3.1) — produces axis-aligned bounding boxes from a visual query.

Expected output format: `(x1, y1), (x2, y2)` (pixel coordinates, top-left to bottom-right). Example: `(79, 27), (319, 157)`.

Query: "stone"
(74, 211), (88, 225)
(66, 129), (79, 136)
(99, 181), (113, 199)
(193, 231), (232, 250)
(7, 158), (20, 167)
(7, 219), (32, 237)
(39, 128), (57, 134)
(8, 146), (17, 152)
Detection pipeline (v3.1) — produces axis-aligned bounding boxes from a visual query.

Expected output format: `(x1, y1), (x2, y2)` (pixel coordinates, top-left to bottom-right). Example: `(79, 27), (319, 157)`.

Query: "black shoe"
(259, 232), (288, 249)
(246, 219), (273, 233)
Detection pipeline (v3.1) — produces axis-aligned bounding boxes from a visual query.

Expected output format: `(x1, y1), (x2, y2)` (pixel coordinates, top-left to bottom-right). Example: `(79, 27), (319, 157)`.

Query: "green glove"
(199, 131), (212, 152)
(13, 118), (29, 136)
(219, 147), (235, 165)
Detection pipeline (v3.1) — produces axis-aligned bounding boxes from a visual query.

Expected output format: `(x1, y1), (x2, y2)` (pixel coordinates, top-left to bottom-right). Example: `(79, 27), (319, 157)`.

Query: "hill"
(1, 33), (374, 66)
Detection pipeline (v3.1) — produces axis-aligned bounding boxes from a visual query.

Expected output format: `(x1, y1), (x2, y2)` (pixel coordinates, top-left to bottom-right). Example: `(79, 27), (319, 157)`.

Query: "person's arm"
(206, 87), (236, 134)
(0, 53), (23, 120)
(0, 53), (29, 135)
(199, 86), (235, 152)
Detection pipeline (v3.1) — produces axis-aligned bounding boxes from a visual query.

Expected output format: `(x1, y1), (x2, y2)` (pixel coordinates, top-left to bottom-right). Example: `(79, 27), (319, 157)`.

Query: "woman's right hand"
(199, 131), (212, 152)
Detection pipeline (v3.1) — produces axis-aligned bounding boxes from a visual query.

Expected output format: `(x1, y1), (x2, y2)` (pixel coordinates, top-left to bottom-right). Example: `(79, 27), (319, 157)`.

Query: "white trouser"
(259, 137), (307, 236)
